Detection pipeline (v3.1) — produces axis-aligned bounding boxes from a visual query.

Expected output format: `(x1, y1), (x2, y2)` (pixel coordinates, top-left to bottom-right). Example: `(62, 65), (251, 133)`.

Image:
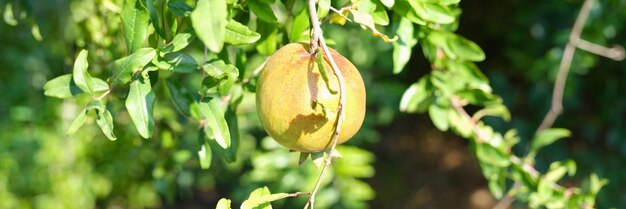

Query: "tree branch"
(303, 0), (347, 208)
(536, 0), (595, 133)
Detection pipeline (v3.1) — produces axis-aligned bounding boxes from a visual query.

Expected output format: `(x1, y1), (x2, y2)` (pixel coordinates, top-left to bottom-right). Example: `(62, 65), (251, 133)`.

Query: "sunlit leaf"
(224, 19), (261, 45)
(379, 0), (394, 8)
(66, 109), (88, 136)
(44, 75), (109, 98)
(153, 51), (198, 73)
(399, 77), (431, 113)
(72, 50), (95, 95)
(162, 31), (194, 53)
(112, 48), (156, 85)
(447, 34), (486, 62)
(256, 20), (278, 55)
(529, 128), (571, 157)
(317, 0), (331, 19)
(289, 9), (310, 42)
(198, 143), (212, 169)
(121, 0), (150, 52)
(392, 17), (417, 74)
(198, 98), (231, 149)
(241, 187), (292, 209)
(125, 78), (156, 139)
(191, 0), (227, 52)
(476, 143), (510, 167)
(215, 198), (232, 209)
(89, 100), (117, 140)
(350, 10), (397, 42)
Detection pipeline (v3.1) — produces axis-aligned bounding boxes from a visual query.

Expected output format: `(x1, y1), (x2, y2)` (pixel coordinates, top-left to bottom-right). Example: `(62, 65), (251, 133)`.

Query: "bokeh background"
(0, 0), (625, 208)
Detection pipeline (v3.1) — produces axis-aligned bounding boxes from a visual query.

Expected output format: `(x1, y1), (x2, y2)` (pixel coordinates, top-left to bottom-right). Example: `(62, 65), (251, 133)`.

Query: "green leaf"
(198, 98), (231, 149)
(146, 0), (164, 38)
(247, 0), (277, 23)
(316, 52), (338, 94)
(241, 187), (292, 209)
(447, 34), (486, 62)
(44, 75), (109, 98)
(162, 31), (194, 53)
(3, 3), (18, 26)
(428, 101), (449, 131)
(317, 0), (330, 19)
(392, 17), (417, 74)
(121, 0), (150, 53)
(455, 89), (499, 106)
(66, 109), (88, 136)
(448, 109), (472, 138)
(112, 48), (157, 85)
(89, 100), (117, 140)
(166, 79), (193, 116)
(198, 142), (212, 169)
(473, 103), (511, 121)
(191, 0), (227, 53)
(223, 106), (240, 162)
(125, 78), (156, 139)
(421, 3), (455, 24)
(154, 51), (198, 73)
(379, 0), (394, 8)
(72, 49), (95, 95)
(392, 1), (426, 25)
(289, 8), (309, 42)
(476, 143), (510, 167)
(215, 198), (232, 209)
(372, 2), (389, 25)
(200, 60), (239, 96)
(529, 128), (571, 157)
(224, 19), (261, 45)
(167, 0), (192, 17)
(256, 20), (278, 55)
(399, 77), (431, 113)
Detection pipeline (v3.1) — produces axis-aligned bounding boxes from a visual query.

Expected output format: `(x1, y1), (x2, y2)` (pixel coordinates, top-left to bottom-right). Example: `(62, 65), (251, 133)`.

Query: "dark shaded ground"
(367, 115), (496, 209)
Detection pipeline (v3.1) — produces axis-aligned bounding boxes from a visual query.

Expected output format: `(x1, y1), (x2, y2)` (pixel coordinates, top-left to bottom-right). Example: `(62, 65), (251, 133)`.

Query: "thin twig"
(573, 38), (625, 61)
(536, 0), (595, 133)
(303, 0), (347, 208)
(94, 89), (112, 100)
(329, 6), (353, 22)
(241, 58), (269, 85)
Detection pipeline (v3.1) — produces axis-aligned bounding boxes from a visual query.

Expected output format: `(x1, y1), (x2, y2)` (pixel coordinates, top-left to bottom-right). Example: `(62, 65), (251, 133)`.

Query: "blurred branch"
(303, 0), (347, 208)
(537, 0), (625, 133)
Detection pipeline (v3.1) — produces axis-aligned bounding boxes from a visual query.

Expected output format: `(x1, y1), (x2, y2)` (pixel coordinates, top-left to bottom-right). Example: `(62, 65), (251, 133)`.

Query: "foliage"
(0, 0), (621, 208)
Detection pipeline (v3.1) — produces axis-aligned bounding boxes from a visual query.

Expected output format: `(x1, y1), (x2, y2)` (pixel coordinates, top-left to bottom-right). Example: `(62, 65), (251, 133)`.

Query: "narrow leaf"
(167, 0), (193, 17)
(166, 79), (192, 116)
(191, 0), (227, 52)
(447, 34), (486, 62)
(198, 98), (231, 148)
(66, 109), (88, 136)
(530, 128), (571, 155)
(247, 0), (277, 23)
(112, 48), (157, 85)
(72, 50), (95, 95)
(121, 0), (150, 52)
(91, 101), (117, 140)
(392, 17), (417, 74)
(317, 0), (330, 19)
(125, 78), (156, 138)
(146, 0), (164, 38)
(316, 52), (337, 94)
(224, 19), (261, 45)
(198, 142), (212, 169)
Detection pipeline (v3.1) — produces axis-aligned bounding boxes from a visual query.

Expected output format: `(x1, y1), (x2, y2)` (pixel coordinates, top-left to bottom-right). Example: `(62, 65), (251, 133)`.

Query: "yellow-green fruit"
(256, 43), (366, 152)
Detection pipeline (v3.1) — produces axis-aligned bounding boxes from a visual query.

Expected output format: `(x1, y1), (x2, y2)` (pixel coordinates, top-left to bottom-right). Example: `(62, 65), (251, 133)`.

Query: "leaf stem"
(303, 0), (347, 208)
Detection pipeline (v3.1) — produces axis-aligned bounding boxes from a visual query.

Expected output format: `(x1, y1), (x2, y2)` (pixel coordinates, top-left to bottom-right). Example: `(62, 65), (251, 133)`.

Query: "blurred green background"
(0, 0), (625, 208)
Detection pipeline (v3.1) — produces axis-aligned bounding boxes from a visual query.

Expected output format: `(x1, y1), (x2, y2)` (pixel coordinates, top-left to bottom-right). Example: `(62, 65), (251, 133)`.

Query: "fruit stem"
(304, 0), (347, 208)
